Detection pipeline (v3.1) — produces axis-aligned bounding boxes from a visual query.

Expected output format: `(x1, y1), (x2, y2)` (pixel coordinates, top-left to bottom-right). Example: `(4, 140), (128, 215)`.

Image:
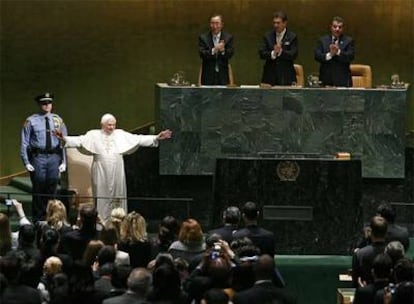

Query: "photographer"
(0, 199), (32, 253)
(184, 238), (236, 303)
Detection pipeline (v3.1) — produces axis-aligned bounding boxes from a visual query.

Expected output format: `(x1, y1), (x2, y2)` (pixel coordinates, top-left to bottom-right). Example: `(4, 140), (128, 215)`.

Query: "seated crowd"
(0, 200), (413, 304)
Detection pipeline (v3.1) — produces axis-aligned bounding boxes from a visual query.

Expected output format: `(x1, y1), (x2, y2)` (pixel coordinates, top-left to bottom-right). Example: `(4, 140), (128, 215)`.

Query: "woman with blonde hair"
(109, 207), (126, 237)
(118, 211), (151, 268)
(38, 256), (63, 303)
(37, 199), (72, 251)
(168, 218), (206, 262)
(45, 199), (70, 231)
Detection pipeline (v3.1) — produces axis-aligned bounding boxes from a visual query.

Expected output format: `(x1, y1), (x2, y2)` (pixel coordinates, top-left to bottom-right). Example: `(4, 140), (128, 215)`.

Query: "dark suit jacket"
(386, 224), (410, 251)
(233, 225), (275, 256)
(208, 224), (237, 244)
(259, 29), (298, 86)
(102, 292), (150, 304)
(352, 280), (388, 304)
(352, 241), (386, 287)
(233, 281), (296, 304)
(314, 34), (355, 87)
(199, 31), (234, 85)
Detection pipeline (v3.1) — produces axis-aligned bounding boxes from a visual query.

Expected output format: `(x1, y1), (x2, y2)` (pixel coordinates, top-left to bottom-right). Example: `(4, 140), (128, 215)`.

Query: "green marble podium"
(156, 84), (407, 178)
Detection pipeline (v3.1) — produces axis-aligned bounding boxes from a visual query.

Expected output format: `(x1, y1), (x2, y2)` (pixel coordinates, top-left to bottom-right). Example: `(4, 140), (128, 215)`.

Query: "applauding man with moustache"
(315, 16), (355, 87)
(199, 14), (234, 85)
(259, 11), (298, 86)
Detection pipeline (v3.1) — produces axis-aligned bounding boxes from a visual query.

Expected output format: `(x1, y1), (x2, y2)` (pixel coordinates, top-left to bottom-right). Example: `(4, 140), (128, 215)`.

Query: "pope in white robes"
(61, 113), (172, 222)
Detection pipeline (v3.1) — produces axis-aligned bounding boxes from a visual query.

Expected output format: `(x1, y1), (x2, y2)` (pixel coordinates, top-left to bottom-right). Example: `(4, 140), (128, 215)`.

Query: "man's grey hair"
(100, 113), (116, 125)
(127, 267), (152, 296)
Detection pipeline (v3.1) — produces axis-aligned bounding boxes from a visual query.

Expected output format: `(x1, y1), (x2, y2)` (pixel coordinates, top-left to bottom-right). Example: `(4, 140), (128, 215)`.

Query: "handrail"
(0, 171), (29, 186)
(0, 121), (156, 181)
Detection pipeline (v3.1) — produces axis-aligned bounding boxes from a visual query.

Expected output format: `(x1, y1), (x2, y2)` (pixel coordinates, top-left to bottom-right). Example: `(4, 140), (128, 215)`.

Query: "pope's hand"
(58, 164), (66, 173)
(26, 164), (35, 172)
(158, 129), (173, 140)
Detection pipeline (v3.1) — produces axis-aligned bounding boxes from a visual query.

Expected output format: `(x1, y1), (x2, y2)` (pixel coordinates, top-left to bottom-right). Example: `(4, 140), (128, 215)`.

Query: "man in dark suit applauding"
(315, 16), (355, 87)
(233, 254), (296, 304)
(259, 11), (298, 86)
(199, 14), (234, 85)
(233, 201), (275, 256)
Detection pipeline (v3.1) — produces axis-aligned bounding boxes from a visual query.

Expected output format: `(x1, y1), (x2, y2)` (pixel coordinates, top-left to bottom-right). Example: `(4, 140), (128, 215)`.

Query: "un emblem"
(276, 161), (300, 181)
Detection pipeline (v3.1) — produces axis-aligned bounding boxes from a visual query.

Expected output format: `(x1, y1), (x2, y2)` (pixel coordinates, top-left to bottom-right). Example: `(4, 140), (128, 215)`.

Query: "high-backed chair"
(294, 64), (304, 87)
(197, 64), (235, 86)
(350, 64), (372, 88)
(66, 148), (93, 205)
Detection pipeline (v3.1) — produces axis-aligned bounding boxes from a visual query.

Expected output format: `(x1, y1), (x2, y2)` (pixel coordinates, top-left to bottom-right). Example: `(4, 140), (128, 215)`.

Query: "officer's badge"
(52, 115), (62, 129)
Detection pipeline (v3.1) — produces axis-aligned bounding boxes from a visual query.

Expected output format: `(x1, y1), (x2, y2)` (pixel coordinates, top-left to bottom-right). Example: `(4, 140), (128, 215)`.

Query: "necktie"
(214, 35), (220, 72)
(45, 116), (51, 150)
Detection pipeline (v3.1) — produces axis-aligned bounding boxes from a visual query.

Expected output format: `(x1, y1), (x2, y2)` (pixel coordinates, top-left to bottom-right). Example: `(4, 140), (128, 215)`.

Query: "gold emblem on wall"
(277, 161), (300, 181)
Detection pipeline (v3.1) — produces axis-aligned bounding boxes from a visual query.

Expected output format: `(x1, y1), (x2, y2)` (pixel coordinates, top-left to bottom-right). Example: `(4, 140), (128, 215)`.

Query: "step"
(9, 176), (33, 193)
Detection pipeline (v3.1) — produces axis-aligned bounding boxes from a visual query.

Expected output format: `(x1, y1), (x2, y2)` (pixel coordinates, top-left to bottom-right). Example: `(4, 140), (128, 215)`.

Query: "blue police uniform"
(20, 96), (67, 222)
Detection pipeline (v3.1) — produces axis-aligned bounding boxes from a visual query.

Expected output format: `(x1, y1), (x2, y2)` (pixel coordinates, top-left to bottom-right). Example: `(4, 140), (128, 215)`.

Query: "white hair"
(100, 113), (116, 124)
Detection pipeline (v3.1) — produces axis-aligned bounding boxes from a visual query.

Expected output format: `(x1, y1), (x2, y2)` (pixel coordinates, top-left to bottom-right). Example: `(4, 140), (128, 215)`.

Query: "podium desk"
(156, 84), (407, 178)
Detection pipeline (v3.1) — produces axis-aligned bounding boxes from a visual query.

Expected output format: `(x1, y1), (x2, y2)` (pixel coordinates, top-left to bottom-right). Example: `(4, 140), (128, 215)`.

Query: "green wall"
(1, 0), (413, 176)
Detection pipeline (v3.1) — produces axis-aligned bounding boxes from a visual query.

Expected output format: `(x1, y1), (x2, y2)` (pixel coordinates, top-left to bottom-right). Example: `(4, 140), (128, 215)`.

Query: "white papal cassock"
(64, 129), (158, 222)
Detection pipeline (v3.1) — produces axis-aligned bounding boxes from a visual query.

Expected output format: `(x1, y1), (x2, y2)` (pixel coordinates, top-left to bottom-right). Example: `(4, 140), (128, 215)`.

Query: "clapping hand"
(216, 40), (225, 52)
(274, 42), (282, 56)
(329, 42), (339, 56)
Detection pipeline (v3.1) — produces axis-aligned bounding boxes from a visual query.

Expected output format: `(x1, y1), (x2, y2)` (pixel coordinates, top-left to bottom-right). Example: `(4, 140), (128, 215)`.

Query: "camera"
(4, 199), (13, 206)
(388, 283), (396, 294)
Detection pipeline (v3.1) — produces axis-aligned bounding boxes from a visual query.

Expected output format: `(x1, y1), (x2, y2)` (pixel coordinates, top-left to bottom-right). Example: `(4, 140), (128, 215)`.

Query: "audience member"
(38, 227), (73, 274)
(61, 204), (99, 261)
(118, 211), (152, 268)
(147, 263), (189, 303)
(376, 202), (410, 251)
(353, 253), (393, 304)
(109, 207), (126, 236)
(352, 216), (388, 287)
(49, 273), (70, 304)
(67, 261), (100, 304)
(103, 267), (152, 304)
(208, 206), (240, 244)
(169, 218), (206, 263)
(151, 215), (180, 258)
(37, 199), (72, 249)
(0, 199), (32, 252)
(385, 241), (406, 268)
(37, 256), (63, 303)
(100, 222), (131, 266)
(0, 212), (12, 256)
(232, 254), (296, 304)
(201, 288), (230, 304)
(0, 250), (42, 304)
(108, 264), (132, 298)
(82, 239), (105, 268)
(233, 201), (275, 256)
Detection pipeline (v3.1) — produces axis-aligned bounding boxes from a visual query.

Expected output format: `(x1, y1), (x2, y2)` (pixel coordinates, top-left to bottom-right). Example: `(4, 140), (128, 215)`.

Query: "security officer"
(20, 93), (67, 223)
